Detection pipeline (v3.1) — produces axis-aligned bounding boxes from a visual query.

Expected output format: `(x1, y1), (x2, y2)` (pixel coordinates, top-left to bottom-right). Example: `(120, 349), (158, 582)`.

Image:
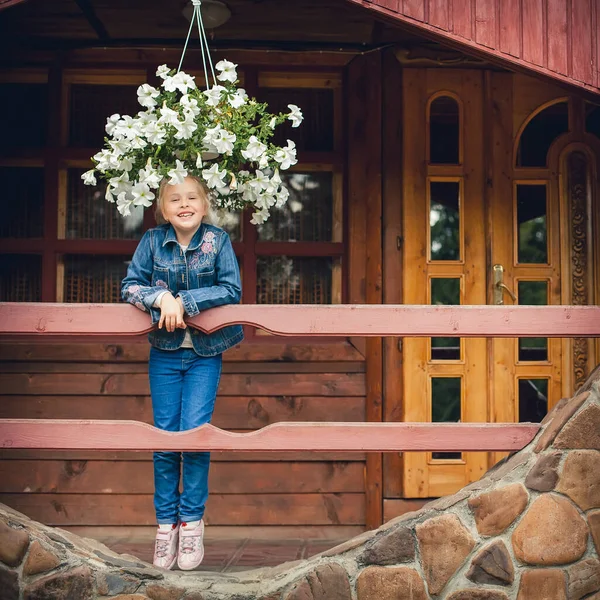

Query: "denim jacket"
(121, 223), (244, 356)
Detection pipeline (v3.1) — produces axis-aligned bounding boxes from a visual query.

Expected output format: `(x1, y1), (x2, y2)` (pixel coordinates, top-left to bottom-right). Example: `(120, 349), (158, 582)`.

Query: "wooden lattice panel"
(66, 169), (144, 240)
(69, 84), (141, 148)
(256, 257), (333, 304)
(63, 255), (130, 303)
(0, 255), (41, 302)
(257, 173), (333, 242)
(0, 167), (44, 238)
(0, 83), (48, 149)
(258, 88), (334, 153)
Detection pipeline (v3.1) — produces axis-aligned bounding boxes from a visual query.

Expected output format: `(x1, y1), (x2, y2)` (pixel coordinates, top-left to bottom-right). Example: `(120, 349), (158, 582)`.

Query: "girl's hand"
(158, 294), (185, 332)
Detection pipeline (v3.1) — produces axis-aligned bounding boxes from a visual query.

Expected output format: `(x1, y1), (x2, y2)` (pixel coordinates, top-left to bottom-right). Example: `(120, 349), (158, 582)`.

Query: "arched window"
(585, 102), (600, 140)
(428, 95), (460, 165)
(516, 100), (568, 167)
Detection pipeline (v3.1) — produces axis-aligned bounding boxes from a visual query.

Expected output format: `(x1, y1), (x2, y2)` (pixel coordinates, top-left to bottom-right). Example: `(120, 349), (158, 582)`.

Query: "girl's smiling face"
(160, 177), (207, 235)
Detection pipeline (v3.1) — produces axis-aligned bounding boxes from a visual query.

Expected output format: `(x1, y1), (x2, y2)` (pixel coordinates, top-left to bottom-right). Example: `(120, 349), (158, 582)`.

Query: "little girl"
(121, 175), (243, 571)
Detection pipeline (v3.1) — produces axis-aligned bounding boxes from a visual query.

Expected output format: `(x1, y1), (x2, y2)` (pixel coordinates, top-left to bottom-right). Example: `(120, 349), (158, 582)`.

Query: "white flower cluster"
(82, 60), (303, 224)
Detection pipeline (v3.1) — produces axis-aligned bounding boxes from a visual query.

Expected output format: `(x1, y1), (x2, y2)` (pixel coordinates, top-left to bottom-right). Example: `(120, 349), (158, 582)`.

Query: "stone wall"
(1, 369), (600, 600)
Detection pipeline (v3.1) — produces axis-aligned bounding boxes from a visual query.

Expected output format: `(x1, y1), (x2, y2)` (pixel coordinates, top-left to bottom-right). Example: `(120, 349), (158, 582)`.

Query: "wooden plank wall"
(348, 0), (600, 94)
(0, 340), (367, 535)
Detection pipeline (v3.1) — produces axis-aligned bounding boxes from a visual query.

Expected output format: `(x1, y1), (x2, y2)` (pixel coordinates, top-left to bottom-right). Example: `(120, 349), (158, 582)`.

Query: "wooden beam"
(74, 0), (109, 42)
(0, 0), (28, 10)
(1, 303), (599, 340)
(0, 419), (540, 452)
(0, 48), (357, 69)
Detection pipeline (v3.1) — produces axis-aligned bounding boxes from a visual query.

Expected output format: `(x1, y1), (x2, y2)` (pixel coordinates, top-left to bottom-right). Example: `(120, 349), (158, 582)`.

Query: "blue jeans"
(149, 347), (222, 525)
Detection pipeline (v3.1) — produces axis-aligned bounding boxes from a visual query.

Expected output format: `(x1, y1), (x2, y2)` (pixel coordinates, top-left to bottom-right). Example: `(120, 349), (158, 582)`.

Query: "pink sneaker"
(153, 524), (179, 570)
(177, 520), (205, 570)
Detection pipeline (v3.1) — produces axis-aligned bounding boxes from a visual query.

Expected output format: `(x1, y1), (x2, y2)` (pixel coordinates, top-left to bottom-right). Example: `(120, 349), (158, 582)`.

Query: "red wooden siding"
(348, 0), (600, 93)
(0, 341), (367, 529)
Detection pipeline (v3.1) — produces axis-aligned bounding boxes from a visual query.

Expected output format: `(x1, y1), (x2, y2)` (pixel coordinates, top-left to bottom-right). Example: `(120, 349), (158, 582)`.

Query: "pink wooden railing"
(1, 302), (599, 453)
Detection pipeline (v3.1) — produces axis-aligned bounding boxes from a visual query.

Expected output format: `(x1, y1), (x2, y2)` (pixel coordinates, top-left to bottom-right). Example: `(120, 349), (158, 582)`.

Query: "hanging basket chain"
(196, 3), (217, 86)
(177, 0), (215, 89)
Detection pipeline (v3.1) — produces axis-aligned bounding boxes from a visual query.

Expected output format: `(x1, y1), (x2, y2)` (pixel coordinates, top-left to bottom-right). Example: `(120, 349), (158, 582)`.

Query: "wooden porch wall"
(0, 341), (368, 532)
(0, 46), (383, 532)
(349, 0), (600, 94)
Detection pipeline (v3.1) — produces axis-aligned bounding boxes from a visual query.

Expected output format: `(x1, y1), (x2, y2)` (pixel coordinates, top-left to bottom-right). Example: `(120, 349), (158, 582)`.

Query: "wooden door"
(401, 69), (489, 498)
(398, 69), (598, 500)
(486, 78), (599, 467)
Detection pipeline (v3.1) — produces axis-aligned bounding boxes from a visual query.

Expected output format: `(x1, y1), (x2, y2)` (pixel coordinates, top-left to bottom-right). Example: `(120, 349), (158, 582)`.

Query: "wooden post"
(382, 47), (405, 501)
(347, 49), (384, 530)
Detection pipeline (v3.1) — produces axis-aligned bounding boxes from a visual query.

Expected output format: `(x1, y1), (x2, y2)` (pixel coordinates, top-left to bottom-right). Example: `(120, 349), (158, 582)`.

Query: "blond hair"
(155, 176), (217, 225)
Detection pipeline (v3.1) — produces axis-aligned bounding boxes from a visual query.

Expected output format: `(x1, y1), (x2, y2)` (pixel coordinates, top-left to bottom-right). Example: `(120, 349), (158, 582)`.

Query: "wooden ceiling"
(0, 0), (442, 51)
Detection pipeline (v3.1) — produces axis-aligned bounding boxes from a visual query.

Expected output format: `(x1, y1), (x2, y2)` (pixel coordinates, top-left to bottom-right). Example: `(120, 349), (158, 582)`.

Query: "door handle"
(493, 264), (517, 305)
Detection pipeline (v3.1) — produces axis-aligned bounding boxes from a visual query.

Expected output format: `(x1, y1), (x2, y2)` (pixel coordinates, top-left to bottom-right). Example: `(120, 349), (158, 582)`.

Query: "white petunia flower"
(213, 129), (236, 155)
(196, 153), (203, 169)
(109, 171), (129, 189)
(215, 59), (238, 83)
(131, 182), (155, 207)
(163, 72), (196, 94)
(105, 113), (120, 136)
(167, 159), (188, 185)
(271, 169), (282, 186)
(248, 169), (270, 191)
(175, 72), (196, 93)
(144, 122), (167, 145)
(273, 140), (298, 170)
(158, 104), (180, 127)
(204, 85), (226, 107)
(105, 185), (116, 203)
(137, 84), (160, 108)
(258, 154), (269, 169)
(180, 94), (200, 118)
(156, 64), (171, 79)
(174, 117), (197, 140)
(202, 163), (227, 189)
(275, 185), (290, 207)
(81, 169), (97, 186)
(254, 192), (272, 210)
(250, 208), (270, 225)
(203, 123), (222, 146)
(269, 116), (277, 129)
(241, 136), (267, 162)
(161, 75), (178, 93)
(114, 115), (141, 140)
(93, 149), (114, 172)
(137, 110), (158, 128)
(129, 136), (147, 150)
(215, 185), (232, 197)
(287, 104), (303, 128)
(138, 160), (162, 189)
(109, 139), (129, 156)
(116, 191), (134, 217)
(117, 156), (134, 171)
(228, 88), (247, 109)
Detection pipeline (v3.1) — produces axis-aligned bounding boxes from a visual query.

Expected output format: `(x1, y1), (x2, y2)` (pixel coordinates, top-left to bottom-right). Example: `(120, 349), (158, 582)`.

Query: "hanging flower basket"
(82, 3), (303, 225)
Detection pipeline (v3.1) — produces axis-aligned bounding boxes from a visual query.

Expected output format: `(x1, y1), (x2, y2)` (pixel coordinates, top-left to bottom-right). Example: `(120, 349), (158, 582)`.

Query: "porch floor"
(89, 529), (350, 572)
